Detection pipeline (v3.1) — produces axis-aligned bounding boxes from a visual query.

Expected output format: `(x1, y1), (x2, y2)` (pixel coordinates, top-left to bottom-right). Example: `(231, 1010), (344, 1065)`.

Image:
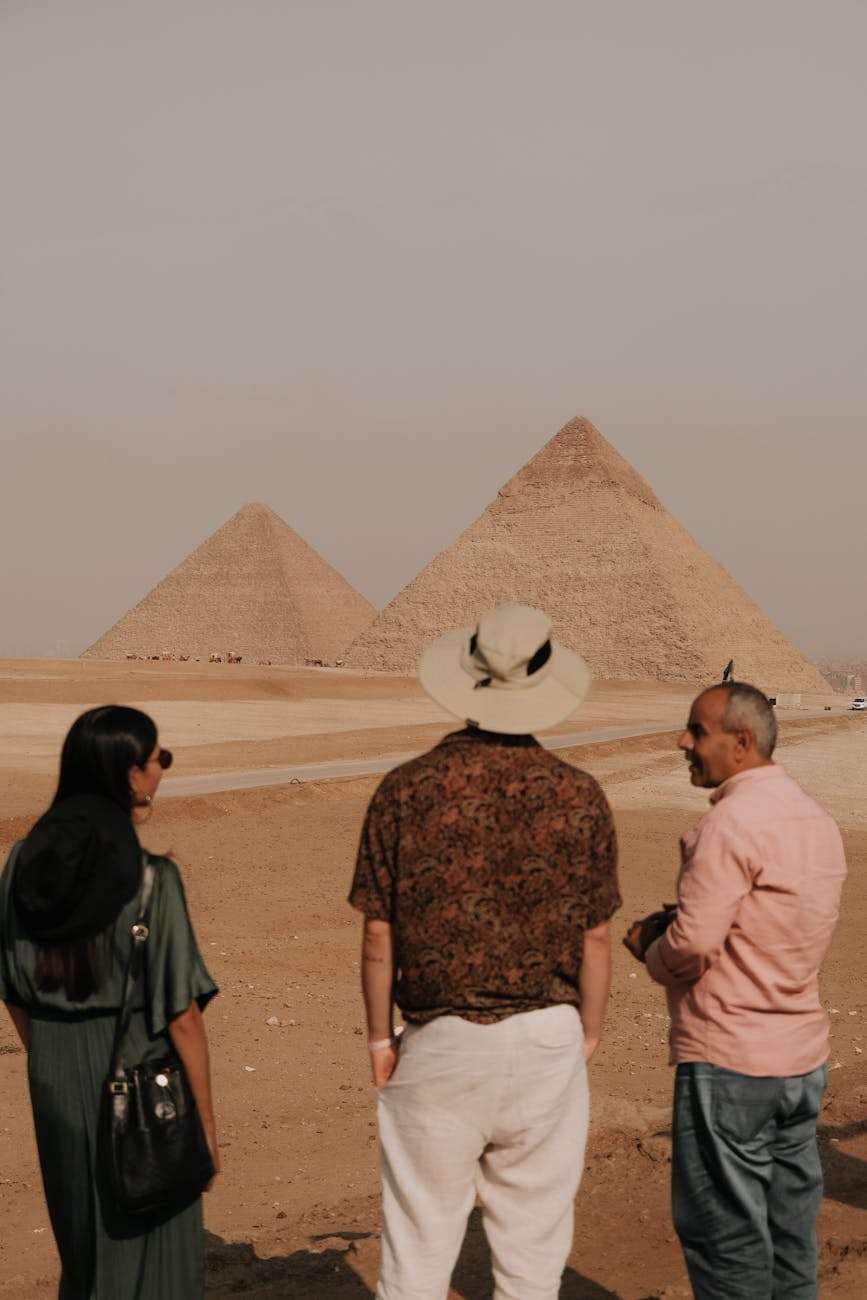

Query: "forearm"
(4, 1003), (29, 1052)
(361, 919), (394, 1040)
(648, 830), (750, 982)
(168, 1001), (216, 1131)
(646, 906), (730, 984)
(645, 928), (703, 984)
(579, 923), (612, 1053)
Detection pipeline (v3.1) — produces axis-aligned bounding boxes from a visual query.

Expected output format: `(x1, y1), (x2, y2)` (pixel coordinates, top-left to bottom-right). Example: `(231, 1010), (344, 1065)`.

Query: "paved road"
(162, 722), (677, 797)
(161, 721), (685, 797)
(161, 710), (838, 800)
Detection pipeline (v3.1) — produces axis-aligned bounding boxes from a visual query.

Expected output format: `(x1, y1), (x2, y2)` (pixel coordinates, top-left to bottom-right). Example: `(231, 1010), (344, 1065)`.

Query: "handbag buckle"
(108, 1081), (129, 1095)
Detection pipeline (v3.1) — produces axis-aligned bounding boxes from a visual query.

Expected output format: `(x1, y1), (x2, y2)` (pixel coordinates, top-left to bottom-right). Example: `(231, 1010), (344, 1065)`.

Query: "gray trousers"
(672, 1061), (827, 1300)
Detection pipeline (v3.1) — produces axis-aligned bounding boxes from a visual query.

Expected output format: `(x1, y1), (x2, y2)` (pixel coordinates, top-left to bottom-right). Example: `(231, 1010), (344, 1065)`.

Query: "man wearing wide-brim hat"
(349, 604), (621, 1300)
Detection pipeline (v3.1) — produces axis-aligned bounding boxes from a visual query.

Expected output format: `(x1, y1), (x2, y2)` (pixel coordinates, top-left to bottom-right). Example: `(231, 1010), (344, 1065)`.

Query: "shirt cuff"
(347, 893), (392, 922)
(585, 894), (623, 931)
(645, 934), (680, 986)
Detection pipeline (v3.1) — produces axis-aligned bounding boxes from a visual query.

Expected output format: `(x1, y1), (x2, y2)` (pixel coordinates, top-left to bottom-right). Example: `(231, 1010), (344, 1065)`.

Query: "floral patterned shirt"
(349, 728), (620, 1024)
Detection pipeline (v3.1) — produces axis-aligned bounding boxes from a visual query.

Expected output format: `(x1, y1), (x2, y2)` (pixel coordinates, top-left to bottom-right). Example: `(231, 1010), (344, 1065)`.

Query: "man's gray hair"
(717, 682), (777, 758)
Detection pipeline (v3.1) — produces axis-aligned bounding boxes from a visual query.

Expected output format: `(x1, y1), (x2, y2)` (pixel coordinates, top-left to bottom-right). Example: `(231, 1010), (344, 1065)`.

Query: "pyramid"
(83, 503), (376, 664)
(346, 418), (827, 691)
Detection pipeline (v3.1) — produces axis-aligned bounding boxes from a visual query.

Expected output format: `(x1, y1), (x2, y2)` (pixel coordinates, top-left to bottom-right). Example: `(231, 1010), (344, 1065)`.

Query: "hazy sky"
(2, 2), (866, 660)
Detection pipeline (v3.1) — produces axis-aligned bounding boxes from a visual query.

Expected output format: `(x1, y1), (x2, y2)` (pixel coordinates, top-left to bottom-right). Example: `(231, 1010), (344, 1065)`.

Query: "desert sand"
(0, 659), (864, 1298)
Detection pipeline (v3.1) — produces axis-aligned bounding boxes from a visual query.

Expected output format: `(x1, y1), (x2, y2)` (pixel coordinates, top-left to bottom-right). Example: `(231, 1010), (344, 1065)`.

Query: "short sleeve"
(145, 857), (218, 1036)
(581, 780), (621, 929)
(348, 778), (399, 921)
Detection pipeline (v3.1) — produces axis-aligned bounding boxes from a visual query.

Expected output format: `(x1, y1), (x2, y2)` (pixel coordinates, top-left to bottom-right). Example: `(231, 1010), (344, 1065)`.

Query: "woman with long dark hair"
(0, 705), (219, 1299)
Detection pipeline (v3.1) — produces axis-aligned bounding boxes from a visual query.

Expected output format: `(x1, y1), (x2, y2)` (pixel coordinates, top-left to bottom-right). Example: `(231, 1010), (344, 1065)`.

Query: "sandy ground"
(0, 658), (840, 814)
(0, 662), (864, 1298)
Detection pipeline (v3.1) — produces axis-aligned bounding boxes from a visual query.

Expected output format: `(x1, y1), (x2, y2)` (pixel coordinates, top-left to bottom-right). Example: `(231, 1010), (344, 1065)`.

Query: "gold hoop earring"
(132, 793), (154, 825)
(130, 791), (153, 823)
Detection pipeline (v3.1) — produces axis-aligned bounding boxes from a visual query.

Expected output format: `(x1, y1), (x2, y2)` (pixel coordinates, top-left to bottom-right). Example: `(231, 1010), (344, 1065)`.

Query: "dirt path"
(161, 723), (700, 797)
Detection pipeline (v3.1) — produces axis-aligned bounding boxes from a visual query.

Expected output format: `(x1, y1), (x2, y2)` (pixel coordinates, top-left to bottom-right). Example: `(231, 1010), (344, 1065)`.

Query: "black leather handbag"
(98, 860), (215, 1216)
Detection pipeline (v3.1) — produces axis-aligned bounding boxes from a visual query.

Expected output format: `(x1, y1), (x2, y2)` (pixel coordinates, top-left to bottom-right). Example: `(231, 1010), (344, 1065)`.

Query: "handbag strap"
(109, 856), (156, 1080)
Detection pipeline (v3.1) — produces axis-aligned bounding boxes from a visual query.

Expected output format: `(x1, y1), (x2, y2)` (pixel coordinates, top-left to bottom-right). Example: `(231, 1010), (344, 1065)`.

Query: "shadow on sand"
(819, 1118), (867, 1212)
(451, 1209), (620, 1298)
(204, 1210), (620, 1297)
(205, 1229), (375, 1298)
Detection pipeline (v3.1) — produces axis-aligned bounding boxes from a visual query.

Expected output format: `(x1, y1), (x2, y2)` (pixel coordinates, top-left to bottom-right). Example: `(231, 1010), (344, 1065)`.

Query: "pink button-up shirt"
(645, 764), (846, 1077)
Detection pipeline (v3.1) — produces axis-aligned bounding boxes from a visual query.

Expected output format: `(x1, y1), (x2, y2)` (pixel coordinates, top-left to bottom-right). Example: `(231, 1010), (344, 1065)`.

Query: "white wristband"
(368, 1037), (395, 1052)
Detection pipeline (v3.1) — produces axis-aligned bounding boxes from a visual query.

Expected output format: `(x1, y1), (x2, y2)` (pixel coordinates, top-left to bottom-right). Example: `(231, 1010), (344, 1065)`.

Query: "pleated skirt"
(28, 1009), (204, 1300)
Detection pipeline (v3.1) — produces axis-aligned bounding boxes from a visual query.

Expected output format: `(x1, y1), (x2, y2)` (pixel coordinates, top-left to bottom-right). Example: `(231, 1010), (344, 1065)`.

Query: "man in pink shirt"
(625, 682), (846, 1300)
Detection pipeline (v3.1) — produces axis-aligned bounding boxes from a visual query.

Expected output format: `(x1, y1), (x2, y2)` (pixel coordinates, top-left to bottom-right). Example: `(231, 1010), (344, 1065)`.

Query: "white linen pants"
(376, 1004), (589, 1300)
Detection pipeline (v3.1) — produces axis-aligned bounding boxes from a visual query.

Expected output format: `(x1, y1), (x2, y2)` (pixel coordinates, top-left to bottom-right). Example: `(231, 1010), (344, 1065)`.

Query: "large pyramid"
(346, 418), (827, 691)
(83, 503), (376, 664)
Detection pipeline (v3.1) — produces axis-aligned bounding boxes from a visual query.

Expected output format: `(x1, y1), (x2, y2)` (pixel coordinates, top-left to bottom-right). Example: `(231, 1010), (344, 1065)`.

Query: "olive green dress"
(0, 845), (218, 1300)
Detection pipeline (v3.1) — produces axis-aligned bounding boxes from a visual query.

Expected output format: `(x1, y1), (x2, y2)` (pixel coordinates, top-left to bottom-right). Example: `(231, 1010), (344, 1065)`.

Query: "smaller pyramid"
(83, 503), (375, 664)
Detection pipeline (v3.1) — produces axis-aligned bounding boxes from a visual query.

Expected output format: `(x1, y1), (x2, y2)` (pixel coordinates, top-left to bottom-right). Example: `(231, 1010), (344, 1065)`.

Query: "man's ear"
(734, 728), (755, 756)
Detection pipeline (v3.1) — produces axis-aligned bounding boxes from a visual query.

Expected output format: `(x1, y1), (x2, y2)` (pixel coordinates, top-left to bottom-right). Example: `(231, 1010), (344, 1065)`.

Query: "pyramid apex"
(552, 414), (603, 439)
(234, 501), (279, 518)
(500, 415), (660, 510)
(223, 501), (294, 533)
(539, 414), (612, 456)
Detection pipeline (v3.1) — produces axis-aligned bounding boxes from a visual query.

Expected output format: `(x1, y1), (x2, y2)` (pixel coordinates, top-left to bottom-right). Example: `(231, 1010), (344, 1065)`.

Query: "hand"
(583, 1035), (601, 1063)
(623, 919), (648, 961)
(203, 1123), (220, 1190)
(623, 905), (676, 963)
(370, 1043), (399, 1088)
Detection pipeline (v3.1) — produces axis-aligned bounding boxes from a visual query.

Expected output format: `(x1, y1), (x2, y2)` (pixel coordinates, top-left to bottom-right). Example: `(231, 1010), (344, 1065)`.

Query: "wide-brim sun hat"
(419, 604), (592, 735)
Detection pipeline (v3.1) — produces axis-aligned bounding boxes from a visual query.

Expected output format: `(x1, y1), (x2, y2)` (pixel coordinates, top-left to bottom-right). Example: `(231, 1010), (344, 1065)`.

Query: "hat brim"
(419, 627), (592, 735)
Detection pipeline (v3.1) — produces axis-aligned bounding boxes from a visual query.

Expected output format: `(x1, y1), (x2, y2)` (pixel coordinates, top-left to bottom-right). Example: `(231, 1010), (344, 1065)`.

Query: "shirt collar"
(709, 762), (782, 804)
(439, 727), (541, 750)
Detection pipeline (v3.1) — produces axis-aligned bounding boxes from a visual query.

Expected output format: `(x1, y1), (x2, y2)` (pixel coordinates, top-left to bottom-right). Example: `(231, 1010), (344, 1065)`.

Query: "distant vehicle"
(852, 697), (867, 711)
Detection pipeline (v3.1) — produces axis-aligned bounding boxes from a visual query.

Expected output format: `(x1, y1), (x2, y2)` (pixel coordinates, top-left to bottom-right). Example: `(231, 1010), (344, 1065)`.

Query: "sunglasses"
(146, 749), (173, 771)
